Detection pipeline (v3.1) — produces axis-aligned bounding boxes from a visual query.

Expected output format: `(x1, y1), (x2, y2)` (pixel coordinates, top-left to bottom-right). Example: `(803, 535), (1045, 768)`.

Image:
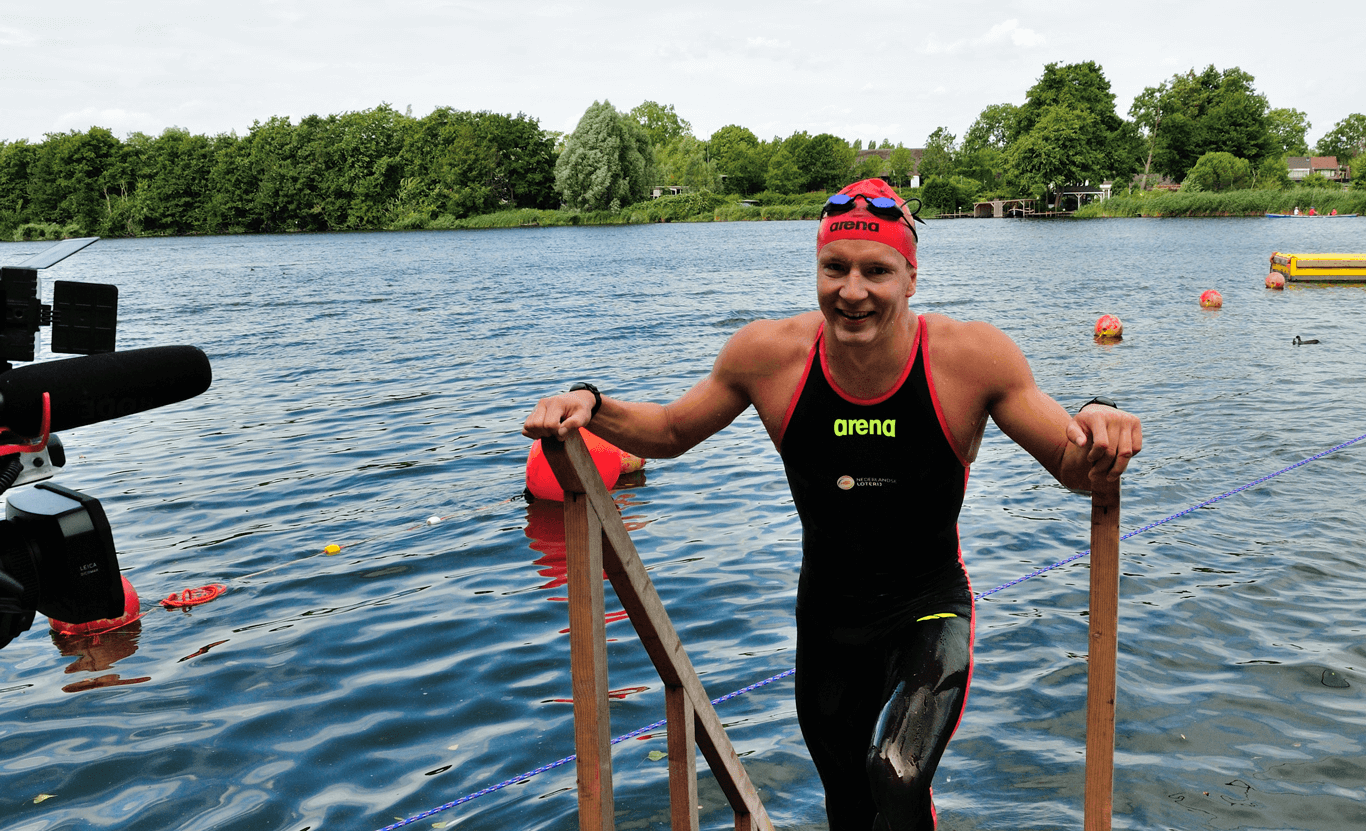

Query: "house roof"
(1310, 156), (1340, 170)
(1287, 156), (1311, 169)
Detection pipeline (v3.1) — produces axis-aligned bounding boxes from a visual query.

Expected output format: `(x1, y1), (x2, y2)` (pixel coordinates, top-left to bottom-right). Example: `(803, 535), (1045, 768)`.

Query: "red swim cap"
(816, 178), (918, 269)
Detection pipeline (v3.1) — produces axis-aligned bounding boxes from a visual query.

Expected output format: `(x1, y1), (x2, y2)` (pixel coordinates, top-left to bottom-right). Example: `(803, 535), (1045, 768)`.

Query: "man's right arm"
(520, 320), (789, 458)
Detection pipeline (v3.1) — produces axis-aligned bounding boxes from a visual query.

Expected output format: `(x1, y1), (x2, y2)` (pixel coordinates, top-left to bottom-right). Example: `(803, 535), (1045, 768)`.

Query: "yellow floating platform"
(1270, 252), (1366, 282)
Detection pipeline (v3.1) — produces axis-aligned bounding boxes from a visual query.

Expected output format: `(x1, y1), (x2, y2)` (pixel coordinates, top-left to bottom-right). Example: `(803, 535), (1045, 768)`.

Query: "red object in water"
(1094, 314), (1123, 339)
(1200, 289), (1223, 308)
(526, 429), (625, 501)
(49, 576), (143, 636)
(1266, 272), (1285, 290)
(160, 584), (227, 608)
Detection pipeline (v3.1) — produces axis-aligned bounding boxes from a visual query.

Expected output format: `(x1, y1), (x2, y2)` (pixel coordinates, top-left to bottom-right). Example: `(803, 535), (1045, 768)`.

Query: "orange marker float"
(49, 576), (144, 636)
(525, 429), (645, 501)
(1094, 314), (1123, 341)
(1200, 289), (1223, 308)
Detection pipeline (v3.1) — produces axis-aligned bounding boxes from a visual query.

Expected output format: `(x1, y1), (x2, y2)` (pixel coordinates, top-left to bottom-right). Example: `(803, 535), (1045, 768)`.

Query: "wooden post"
(665, 684), (699, 831)
(1084, 483), (1120, 831)
(565, 490), (614, 831)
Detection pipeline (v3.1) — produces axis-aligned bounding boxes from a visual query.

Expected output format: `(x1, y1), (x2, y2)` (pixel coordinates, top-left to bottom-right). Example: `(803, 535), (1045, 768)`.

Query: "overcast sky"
(3, 1), (1360, 149)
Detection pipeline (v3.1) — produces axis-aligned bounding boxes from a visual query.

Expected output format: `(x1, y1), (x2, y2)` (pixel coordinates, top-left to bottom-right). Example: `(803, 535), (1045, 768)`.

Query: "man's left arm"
(971, 326), (1142, 491)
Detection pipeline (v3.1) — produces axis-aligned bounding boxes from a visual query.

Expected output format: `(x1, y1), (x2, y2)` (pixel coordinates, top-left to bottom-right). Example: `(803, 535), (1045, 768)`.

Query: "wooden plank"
(1084, 484), (1120, 831)
(565, 490), (614, 831)
(666, 685), (699, 831)
(544, 432), (773, 830)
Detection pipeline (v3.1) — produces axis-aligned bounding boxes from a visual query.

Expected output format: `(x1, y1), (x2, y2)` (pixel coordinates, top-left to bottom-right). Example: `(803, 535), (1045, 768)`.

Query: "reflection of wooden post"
(543, 431), (772, 831)
(1085, 484), (1120, 831)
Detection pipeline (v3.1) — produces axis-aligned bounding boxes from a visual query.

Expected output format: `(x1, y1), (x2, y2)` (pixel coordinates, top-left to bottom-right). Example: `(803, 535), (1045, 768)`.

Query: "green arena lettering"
(833, 419), (896, 437)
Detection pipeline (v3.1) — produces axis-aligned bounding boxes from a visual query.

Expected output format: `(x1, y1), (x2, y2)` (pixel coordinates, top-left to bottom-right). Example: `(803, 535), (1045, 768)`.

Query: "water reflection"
(51, 623), (151, 693)
(522, 475), (651, 594)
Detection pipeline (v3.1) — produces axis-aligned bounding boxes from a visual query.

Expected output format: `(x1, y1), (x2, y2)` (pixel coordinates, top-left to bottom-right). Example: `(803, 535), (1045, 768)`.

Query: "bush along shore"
(11, 189), (958, 240)
(1076, 189), (1366, 218)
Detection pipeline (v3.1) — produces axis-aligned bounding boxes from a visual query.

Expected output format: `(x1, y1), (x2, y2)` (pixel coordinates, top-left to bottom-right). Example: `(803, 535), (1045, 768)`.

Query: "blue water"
(1, 216), (1364, 830)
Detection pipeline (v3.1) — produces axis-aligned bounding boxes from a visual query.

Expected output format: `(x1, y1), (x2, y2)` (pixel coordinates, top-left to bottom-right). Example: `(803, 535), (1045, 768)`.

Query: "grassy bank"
(1076, 188), (1366, 218)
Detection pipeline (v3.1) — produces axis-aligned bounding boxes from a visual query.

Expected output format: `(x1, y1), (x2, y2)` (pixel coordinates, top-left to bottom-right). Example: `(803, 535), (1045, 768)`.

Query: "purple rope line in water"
(376, 432), (1365, 831)
(375, 669), (795, 831)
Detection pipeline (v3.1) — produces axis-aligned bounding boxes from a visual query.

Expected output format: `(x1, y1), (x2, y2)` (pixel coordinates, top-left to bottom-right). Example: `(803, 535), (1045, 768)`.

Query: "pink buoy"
(48, 576), (143, 636)
(1094, 314), (1123, 340)
(1265, 272), (1285, 290)
(1200, 289), (1223, 308)
(526, 429), (628, 501)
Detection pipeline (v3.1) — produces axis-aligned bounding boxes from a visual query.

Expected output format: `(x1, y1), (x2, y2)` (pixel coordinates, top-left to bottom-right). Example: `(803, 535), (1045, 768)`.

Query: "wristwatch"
(1077, 395), (1118, 414)
(569, 382), (602, 416)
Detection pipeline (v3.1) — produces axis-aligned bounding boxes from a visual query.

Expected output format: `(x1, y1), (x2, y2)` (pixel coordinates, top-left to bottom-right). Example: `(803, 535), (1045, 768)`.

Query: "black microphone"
(0, 346), (212, 437)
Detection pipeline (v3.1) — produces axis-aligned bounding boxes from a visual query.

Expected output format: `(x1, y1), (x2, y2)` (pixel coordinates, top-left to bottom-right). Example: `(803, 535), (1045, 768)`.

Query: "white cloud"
(920, 19), (1044, 56)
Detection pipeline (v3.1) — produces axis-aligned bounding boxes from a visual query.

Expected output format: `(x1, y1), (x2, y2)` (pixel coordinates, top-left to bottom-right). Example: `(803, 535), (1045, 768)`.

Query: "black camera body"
(0, 238), (141, 649)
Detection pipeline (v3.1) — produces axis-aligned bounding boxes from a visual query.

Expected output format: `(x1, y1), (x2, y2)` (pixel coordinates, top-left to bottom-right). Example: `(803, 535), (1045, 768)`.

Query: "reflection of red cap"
(816, 178), (917, 269)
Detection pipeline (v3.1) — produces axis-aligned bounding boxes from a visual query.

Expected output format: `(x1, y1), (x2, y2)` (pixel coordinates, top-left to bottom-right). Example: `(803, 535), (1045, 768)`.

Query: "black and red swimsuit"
(778, 317), (975, 830)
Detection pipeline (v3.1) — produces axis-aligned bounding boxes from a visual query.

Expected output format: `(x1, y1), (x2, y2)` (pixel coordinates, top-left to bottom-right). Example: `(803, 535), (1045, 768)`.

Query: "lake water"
(1, 215), (1364, 831)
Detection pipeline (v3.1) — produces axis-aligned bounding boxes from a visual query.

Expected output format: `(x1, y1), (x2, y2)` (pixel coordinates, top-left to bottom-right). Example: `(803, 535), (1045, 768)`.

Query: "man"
(522, 178), (1142, 829)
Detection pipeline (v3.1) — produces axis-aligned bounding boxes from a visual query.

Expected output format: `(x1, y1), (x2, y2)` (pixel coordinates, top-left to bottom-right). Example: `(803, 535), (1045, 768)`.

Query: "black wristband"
(569, 382), (602, 416)
(1077, 395), (1118, 414)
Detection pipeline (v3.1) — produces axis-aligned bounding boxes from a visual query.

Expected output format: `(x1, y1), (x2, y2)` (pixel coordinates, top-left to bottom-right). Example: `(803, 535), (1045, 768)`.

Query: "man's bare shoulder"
(923, 313), (1021, 363)
(719, 311), (823, 375)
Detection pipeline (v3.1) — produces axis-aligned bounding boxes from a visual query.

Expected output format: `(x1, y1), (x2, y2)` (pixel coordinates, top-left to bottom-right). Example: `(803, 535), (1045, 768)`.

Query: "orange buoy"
(1265, 271), (1285, 290)
(526, 429), (638, 501)
(1200, 289), (1223, 308)
(1094, 314), (1123, 341)
(49, 576), (143, 636)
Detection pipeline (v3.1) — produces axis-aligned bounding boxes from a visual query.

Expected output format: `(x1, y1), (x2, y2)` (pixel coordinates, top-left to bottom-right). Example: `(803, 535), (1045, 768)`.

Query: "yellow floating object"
(1270, 252), (1366, 283)
(323, 544), (342, 555)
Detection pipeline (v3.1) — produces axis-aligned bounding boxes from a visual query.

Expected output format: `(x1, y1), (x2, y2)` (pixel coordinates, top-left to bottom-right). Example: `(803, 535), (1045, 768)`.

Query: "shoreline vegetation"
(14, 186), (1366, 242)
(6, 60), (1364, 242)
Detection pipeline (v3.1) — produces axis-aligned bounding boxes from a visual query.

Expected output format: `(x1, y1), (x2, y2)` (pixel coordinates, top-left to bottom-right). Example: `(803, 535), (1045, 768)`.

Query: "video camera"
(0, 238), (212, 650)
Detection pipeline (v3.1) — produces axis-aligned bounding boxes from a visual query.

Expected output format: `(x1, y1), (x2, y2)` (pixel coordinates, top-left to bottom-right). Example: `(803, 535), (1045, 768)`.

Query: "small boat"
(1266, 212), (1358, 218)
(1270, 252), (1366, 282)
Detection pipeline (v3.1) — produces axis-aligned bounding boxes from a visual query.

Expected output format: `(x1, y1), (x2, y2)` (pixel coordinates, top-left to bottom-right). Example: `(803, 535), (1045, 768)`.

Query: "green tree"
(26, 127), (122, 233)
(555, 100), (653, 210)
(1005, 105), (1104, 202)
(1298, 172), (1337, 190)
(765, 146), (806, 194)
(1129, 82), (1168, 182)
(799, 133), (854, 190)
(628, 101), (692, 148)
(886, 145), (915, 188)
(708, 125), (766, 194)
(918, 127), (956, 181)
(962, 104), (1018, 154)
(1255, 154), (1293, 190)
(1350, 155), (1365, 190)
(1267, 108), (1311, 156)
(1145, 66), (1277, 181)
(1181, 151), (1253, 191)
(656, 135), (720, 190)
(1316, 114), (1366, 163)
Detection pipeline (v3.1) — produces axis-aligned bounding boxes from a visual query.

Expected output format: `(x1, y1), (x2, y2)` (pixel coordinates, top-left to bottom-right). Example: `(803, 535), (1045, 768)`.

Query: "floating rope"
(159, 584), (227, 608)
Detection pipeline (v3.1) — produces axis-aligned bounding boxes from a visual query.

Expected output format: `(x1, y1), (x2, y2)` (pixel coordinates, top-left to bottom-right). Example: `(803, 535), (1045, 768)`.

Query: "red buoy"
(526, 429), (635, 501)
(1200, 289), (1223, 308)
(1266, 272), (1285, 290)
(49, 576), (143, 636)
(1094, 314), (1123, 340)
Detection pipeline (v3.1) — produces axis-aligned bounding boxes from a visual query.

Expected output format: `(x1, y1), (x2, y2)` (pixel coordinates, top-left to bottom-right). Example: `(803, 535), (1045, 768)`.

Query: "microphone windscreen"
(0, 346), (212, 436)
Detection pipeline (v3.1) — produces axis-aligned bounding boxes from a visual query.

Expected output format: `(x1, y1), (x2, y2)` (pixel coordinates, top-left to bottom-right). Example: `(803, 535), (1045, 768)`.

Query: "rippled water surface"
(2, 216), (1365, 831)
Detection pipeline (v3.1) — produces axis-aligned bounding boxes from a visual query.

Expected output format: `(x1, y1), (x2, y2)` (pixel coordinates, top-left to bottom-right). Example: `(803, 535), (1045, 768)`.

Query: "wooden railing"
(541, 430), (773, 831)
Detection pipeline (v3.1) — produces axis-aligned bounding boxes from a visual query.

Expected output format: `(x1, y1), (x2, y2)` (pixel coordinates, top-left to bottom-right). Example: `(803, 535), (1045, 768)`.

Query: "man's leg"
(867, 614), (973, 830)
(796, 628), (885, 830)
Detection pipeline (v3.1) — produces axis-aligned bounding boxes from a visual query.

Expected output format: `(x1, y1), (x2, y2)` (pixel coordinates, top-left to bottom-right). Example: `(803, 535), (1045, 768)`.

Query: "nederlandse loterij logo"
(827, 220), (881, 233)
(833, 418), (896, 437)
(837, 475), (855, 490)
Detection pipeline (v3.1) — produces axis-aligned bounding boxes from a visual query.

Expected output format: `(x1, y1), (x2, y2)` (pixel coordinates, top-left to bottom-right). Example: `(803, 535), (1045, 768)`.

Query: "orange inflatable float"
(48, 576), (143, 636)
(525, 430), (645, 501)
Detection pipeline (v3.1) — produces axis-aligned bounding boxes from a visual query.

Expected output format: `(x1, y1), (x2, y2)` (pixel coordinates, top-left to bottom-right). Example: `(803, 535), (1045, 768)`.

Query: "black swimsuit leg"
(867, 615), (973, 830)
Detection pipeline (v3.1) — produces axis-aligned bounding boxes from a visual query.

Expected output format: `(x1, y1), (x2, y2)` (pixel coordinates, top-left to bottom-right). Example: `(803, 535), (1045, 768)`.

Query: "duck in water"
(1292, 336), (1320, 345)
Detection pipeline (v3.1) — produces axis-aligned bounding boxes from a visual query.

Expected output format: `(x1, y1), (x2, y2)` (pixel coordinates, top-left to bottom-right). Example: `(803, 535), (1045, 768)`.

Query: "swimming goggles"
(822, 193), (923, 236)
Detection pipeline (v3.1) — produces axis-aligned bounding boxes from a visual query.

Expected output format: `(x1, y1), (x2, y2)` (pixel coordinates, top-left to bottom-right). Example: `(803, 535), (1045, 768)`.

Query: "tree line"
(3, 61), (1364, 239)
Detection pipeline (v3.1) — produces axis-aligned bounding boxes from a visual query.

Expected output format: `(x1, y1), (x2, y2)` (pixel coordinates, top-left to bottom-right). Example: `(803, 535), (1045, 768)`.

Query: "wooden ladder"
(542, 430), (773, 831)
